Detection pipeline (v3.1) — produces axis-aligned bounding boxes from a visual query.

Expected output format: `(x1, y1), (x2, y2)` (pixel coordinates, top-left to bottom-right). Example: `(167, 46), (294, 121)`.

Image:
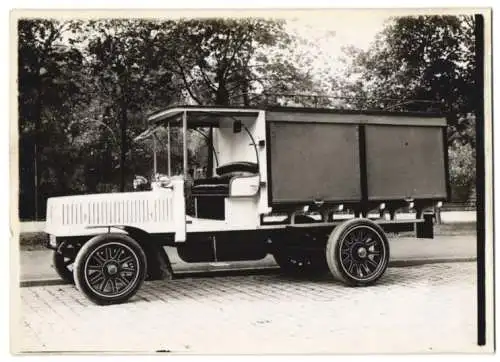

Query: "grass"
(434, 222), (477, 236)
(18, 222), (477, 251)
(19, 232), (49, 251)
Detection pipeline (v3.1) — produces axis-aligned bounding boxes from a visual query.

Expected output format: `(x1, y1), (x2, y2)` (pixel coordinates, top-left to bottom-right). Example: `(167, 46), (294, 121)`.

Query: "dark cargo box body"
(365, 125), (447, 200)
(266, 109), (448, 208)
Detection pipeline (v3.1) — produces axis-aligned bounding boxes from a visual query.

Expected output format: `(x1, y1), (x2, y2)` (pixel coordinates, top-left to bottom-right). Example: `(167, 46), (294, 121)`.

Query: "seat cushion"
(192, 174), (232, 196)
(192, 184), (229, 196)
(193, 174), (233, 187)
(192, 163), (258, 197)
(216, 162), (258, 176)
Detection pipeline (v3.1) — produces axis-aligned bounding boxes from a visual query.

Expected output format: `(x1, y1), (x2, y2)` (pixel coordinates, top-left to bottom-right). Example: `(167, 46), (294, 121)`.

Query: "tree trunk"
(33, 74), (43, 220)
(119, 105), (128, 192)
(215, 88), (229, 105)
(215, 71), (229, 106)
(242, 77), (250, 106)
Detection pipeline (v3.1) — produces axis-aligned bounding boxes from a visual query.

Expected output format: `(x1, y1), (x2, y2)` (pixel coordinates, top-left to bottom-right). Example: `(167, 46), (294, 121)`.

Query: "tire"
(73, 234), (147, 305)
(326, 218), (390, 286)
(52, 241), (81, 284)
(53, 250), (75, 284)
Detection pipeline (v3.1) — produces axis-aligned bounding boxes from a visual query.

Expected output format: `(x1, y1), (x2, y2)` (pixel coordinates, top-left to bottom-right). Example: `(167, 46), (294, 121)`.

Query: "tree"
(86, 19), (180, 191)
(157, 18), (328, 108)
(18, 19), (87, 219)
(158, 18), (285, 106)
(340, 15), (476, 146)
(148, 18), (330, 174)
(449, 140), (476, 201)
(17, 17), (331, 219)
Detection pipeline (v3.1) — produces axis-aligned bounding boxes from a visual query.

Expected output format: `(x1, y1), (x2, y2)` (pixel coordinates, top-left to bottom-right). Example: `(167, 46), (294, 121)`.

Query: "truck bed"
(265, 108), (448, 210)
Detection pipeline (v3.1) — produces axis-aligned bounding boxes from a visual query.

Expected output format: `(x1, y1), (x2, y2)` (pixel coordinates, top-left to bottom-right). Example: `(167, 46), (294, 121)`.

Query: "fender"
(85, 226), (174, 281)
(122, 226), (174, 281)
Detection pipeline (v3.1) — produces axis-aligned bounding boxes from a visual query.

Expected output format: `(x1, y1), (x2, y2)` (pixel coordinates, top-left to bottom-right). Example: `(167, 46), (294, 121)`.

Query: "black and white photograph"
(9, 7), (494, 355)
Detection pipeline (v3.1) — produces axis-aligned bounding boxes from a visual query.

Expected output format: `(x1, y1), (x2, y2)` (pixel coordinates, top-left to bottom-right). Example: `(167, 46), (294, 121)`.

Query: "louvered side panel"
(52, 191), (176, 235)
(60, 195), (174, 227)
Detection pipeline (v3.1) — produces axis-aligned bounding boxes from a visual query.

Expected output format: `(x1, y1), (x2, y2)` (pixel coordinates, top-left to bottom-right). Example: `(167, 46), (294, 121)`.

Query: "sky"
(286, 12), (389, 52)
(278, 12), (391, 94)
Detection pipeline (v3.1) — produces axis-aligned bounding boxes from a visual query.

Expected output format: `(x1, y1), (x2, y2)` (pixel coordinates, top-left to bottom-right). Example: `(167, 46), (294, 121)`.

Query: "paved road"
(13, 262), (485, 354)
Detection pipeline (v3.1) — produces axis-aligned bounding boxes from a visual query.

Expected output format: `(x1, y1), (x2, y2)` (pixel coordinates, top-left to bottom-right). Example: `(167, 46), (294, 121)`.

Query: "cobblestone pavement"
(13, 262), (483, 354)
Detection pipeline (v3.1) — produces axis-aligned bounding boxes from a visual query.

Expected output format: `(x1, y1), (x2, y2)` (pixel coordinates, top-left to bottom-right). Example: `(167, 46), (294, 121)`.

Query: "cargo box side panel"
(365, 125), (447, 200)
(269, 122), (361, 204)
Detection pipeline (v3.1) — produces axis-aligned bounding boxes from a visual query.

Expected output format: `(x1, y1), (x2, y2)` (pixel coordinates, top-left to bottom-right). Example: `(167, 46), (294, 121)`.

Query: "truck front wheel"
(326, 219), (390, 286)
(73, 234), (147, 305)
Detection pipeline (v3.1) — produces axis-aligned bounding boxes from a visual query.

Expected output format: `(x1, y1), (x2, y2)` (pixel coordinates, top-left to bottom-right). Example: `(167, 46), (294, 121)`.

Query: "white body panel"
(213, 111), (271, 215)
(254, 111), (271, 215)
(229, 175), (260, 197)
(45, 178), (186, 240)
(225, 197), (260, 228)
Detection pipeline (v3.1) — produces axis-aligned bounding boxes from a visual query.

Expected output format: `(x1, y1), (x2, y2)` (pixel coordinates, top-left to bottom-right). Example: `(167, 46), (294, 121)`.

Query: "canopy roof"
(147, 104), (445, 123)
(136, 104), (446, 141)
(147, 106), (262, 127)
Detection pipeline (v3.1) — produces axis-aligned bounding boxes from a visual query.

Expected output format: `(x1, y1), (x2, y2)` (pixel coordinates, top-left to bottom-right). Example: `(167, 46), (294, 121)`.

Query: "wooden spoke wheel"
(73, 234), (147, 305)
(326, 218), (390, 286)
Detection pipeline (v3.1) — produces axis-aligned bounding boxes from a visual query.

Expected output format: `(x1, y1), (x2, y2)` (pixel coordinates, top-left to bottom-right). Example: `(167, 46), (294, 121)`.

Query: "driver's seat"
(191, 162), (258, 220)
(191, 162), (258, 197)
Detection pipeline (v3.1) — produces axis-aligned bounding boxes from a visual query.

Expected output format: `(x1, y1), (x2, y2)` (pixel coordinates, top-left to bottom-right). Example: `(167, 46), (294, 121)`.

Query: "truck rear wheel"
(73, 234), (147, 305)
(326, 218), (390, 286)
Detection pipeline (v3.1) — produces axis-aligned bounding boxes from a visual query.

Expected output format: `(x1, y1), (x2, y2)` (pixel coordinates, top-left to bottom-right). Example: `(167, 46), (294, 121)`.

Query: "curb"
(388, 257), (477, 267)
(20, 279), (72, 288)
(19, 257), (476, 288)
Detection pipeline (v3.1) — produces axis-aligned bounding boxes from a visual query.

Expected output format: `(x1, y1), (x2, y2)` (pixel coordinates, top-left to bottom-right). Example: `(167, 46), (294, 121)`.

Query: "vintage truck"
(44, 105), (449, 305)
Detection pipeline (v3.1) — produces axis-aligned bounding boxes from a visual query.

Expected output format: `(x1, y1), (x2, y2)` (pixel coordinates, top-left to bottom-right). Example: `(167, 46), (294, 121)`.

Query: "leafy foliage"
(17, 16), (478, 219)
(18, 17), (324, 219)
(340, 15), (476, 145)
(449, 141), (476, 191)
(18, 19), (89, 218)
(85, 19), (181, 191)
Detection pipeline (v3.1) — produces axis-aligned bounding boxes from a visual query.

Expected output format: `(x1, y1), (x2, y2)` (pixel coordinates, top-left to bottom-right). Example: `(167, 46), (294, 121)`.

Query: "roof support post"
(182, 110), (188, 179)
(167, 121), (171, 177)
(153, 135), (157, 177)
